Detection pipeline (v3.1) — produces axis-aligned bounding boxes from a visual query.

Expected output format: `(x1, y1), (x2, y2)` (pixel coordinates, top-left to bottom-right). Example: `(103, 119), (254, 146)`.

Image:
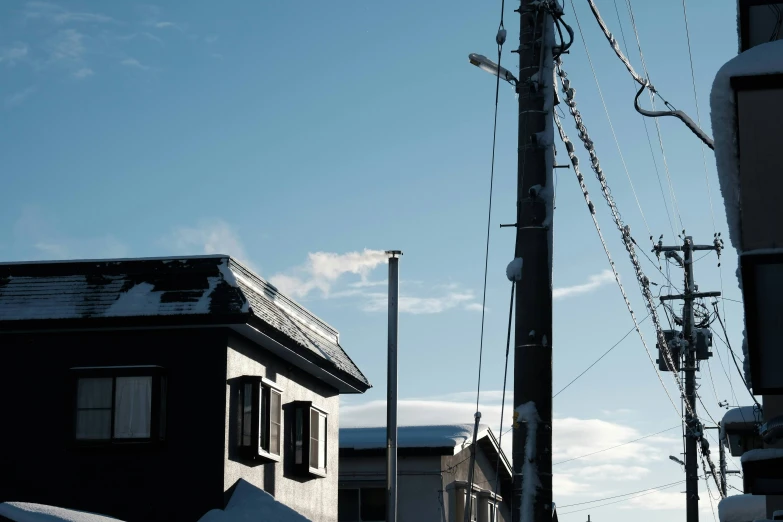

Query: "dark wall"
(0, 327), (229, 522)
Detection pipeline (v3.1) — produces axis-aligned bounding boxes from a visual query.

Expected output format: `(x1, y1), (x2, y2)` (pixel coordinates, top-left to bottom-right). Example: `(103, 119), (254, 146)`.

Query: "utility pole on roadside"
(655, 236), (722, 522)
(512, 0), (554, 521)
(386, 250), (402, 522)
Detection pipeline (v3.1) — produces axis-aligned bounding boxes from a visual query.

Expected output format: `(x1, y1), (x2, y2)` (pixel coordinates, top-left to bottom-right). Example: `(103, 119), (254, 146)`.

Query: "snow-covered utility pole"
(386, 250), (402, 522)
(512, 0), (554, 521)
(655, 237), (723, 522)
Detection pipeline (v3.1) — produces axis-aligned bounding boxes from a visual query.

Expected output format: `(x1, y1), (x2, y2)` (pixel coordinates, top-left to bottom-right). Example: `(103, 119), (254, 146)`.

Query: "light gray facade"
(225, 334), (341, 522)
(339, 426), (511, 522)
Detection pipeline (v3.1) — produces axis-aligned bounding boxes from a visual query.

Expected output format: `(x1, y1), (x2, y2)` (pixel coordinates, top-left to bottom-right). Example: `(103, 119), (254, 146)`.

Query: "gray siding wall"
(225, 334), (340, 522)
(441, 447), (510, 522)
(339, 455), (446, 522)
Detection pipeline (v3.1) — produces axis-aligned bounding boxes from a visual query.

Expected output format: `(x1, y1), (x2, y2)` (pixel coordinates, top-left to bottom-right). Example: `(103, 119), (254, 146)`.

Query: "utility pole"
(386, 250), (402, 522)
(513, 1), (553, 521)
(655, 236), (722, 522)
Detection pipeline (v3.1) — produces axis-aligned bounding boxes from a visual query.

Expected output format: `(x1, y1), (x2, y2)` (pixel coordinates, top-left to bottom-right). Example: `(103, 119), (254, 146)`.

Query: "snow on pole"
(506, 258), (524, 282)
(515, 401), (541, 522)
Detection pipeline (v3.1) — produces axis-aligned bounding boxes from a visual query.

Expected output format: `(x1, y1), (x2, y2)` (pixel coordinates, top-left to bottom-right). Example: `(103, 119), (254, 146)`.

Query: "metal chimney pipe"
(386, 250), (402, 522)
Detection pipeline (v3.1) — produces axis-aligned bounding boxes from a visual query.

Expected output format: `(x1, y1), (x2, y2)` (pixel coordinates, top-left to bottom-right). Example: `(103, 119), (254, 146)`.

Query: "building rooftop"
(0, 255), (369, 391)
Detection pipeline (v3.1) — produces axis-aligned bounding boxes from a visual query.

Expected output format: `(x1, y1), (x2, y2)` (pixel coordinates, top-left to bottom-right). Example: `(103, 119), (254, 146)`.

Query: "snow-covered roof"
(718, 494), (767, 522)
(0, 502), (122, 522)
(710, 39), (783, 253)
(0, 255), (369, 389)
(198, 479), (311, 522)
(340, 424), (489, 453)
(722, 406), (761, 438)
(741, 448), (783, 464)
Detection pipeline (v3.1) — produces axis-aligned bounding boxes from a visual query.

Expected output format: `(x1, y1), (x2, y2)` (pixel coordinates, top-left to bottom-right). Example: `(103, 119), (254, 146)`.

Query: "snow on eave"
(0, 254), (229, 267)
(718, 494), (766, 522)
(340, 424), (490, 454)
(710, 39), (783, 253)
(741, 448), (783, 463)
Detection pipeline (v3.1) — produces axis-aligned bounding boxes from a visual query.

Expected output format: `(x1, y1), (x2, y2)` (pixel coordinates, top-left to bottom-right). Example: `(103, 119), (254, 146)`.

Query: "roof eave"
(230, 322), (370, 394)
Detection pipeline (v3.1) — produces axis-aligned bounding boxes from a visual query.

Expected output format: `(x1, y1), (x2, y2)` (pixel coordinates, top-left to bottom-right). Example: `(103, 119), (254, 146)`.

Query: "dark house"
(0, 255), (371, 522)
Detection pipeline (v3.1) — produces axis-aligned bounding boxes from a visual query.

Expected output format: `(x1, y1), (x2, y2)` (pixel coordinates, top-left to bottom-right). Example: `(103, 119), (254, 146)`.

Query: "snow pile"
(341, 424), (489, 453)
(718, 494), (767, 522)
(0, 502), (122, 522)
(198, 479), (311, 522)
(106, 282), (162, 316)
(515, 401), (541, 522)
(506, 258), (524, 282)
(741, 448), (783, 464)
(710, 39), (783, 252)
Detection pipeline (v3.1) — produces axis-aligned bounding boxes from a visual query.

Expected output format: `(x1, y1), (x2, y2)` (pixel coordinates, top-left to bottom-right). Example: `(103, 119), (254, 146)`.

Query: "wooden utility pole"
(656, 236), (722, 522)
(513, 0), (553, 521)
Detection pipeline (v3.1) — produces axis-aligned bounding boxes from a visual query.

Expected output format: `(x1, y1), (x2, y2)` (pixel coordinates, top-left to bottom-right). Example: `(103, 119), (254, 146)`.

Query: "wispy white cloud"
(153, 21), (177, 29)
(163, 219), (251, 267)
(143, 32), (163, 44)
(553, 269), (615, 300)
(573, 464), (651, 481)
(270, 249), (388, 298)
(11, 205), (130, 260)
(464, 302), (487, 312)
(47, 28), (85, 61)
(4, 86), (36, 109)
(24, 2), (113, 25)
(0, 43), (29, 66)
(72, 67), (93, 79)
(271, 249), (482, 313)
(120, 57), (149, 70)
(362, 290), (478, 314)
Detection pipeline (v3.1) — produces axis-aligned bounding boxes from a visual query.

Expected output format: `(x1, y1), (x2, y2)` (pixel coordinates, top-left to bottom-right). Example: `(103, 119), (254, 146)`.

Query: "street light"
(468, 53), (518, 85)
(670, 455), (686, 467)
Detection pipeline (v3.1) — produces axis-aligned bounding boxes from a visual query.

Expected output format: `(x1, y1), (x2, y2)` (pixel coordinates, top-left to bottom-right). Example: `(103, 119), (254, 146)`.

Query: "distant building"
(338, 424), (511, 522)
(0, 255), (371, 522)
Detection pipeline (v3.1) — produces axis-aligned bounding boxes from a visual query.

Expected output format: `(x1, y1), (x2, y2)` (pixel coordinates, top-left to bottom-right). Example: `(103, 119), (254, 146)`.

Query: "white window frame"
(237, 376), (283, 461)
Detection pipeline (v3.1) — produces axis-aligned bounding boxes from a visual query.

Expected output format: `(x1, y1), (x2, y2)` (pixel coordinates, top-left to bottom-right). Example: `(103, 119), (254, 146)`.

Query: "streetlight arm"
(468, 53), (518, 85)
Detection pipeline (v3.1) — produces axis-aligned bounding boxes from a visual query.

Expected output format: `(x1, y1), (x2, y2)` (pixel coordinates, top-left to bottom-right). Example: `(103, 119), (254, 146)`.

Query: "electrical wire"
(611, 0), (676, 240)
(567, 0), (651, 238)
(553, 425), (680, 466)
(681, 0), (718, 235)
(712, 308), (760, 408)
(558, 480), (687, 514)
(469, 0), (507, 502)
(554, 307), (655, 398)
(491, 282), (515, 503)
(555, 60), (691, 420)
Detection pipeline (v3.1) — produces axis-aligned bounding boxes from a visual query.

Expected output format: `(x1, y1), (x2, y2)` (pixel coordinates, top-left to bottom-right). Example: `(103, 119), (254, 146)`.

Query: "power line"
(711, 309), (760, 408)
(681, 0), (718, 233)
(558, 480), (687, 514)
(567, 0), (651, 237)
(553, 425), (680, 466)
(554, 308), (654, 398)
(610, 0), (677, 239)
(469, 0), (507, 501)
(555, 60), (690, 420)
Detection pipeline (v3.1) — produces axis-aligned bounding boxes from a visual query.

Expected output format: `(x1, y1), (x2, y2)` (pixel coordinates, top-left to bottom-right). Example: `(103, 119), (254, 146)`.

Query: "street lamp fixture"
(468, 53), (518, 86)
(670, 455), (686, 467)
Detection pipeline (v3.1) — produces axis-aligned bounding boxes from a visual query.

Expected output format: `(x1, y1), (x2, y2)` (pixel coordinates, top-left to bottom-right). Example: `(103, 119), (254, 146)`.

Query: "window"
(337, 488), (386, 522)
(291, 401), (328, 477)
(72, 366), (166, 443)
(237, 376), (282, 460)
(487, 501), (497, 522)
(456, 488), (478, 522)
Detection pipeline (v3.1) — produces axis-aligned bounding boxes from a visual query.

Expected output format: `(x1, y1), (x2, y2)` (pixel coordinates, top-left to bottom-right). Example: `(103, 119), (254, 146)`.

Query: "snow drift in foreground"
(0, 502), (123, 522)
(718, 494), (766, 522)
(198, 479), (312, 522)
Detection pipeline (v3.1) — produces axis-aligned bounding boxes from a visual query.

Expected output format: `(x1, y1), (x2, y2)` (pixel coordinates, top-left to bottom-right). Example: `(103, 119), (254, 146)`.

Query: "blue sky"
(0, 0), (749, 520)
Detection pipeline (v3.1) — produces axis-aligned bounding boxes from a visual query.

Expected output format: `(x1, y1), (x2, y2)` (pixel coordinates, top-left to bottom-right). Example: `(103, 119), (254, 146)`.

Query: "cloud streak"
(0, 43), (29, 66)
(24, 2), (113, 25)
(553, 270), (615, 300)
(120, 57), (149, 70)
(4, 86), (36, 109)
(164, 219), (251, 266)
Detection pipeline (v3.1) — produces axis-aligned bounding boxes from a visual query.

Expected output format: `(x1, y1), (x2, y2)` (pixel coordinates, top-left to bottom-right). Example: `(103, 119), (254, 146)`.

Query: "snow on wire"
(553, 58), (693, 420)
